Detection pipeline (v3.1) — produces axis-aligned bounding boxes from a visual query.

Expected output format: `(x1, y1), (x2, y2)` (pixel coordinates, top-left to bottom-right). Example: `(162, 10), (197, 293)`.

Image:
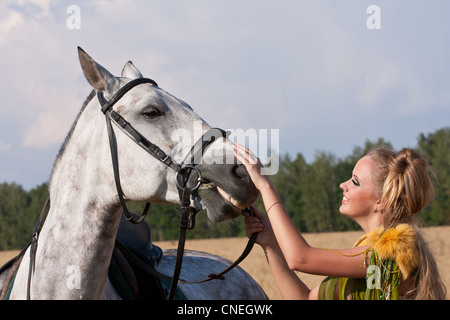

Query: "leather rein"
(27, 78), (257, 300)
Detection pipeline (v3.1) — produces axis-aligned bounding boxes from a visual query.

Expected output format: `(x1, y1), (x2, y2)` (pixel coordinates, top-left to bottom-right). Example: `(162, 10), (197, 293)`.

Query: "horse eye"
(142, 107), (164, 119)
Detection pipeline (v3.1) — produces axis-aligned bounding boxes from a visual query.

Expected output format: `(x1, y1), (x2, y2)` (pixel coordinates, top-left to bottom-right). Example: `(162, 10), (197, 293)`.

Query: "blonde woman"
(234, 144), (446, 300)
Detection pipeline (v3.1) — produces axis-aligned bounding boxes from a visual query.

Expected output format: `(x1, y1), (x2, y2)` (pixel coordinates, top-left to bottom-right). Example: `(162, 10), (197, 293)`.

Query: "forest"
(1, 127), (449, 250)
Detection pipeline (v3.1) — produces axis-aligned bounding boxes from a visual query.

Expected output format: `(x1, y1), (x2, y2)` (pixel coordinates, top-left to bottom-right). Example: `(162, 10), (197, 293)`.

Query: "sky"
(0, 0), (449, 190)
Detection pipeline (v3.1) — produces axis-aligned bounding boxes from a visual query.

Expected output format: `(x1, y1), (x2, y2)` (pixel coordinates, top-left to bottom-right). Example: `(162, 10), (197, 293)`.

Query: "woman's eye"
(142, 107), (163, 119)
(352, 179), (360, 186)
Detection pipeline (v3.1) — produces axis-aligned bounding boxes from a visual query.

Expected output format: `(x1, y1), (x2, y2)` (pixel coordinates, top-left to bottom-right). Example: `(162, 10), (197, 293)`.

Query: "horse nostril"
(233, 164), (249, 180)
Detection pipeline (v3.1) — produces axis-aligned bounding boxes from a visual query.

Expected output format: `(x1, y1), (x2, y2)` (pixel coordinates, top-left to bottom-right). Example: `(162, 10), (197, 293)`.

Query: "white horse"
(0, 48), (267, 300)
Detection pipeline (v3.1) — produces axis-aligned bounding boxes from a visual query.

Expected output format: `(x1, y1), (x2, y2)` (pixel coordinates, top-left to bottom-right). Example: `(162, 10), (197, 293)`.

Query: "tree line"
(1, 127), (449, 250)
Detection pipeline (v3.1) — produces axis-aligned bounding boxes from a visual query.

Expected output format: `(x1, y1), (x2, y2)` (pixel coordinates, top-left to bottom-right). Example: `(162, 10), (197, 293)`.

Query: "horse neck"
(33, 98), (121, 299)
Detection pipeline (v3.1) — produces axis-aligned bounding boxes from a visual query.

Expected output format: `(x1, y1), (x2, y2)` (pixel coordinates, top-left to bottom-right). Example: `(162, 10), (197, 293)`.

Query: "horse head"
(77, 48), (258, 222)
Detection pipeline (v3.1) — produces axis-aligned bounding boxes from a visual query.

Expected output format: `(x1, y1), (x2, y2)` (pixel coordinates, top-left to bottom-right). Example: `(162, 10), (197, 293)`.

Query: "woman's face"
(339, 156), (381, 221)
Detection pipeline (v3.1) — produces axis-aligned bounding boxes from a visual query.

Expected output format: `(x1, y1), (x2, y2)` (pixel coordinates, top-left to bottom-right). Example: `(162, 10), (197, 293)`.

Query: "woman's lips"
(342, 195), (350, 204)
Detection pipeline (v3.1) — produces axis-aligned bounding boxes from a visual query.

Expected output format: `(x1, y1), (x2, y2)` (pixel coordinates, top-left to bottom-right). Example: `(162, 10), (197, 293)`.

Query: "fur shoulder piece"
(356, 224), (420, 279)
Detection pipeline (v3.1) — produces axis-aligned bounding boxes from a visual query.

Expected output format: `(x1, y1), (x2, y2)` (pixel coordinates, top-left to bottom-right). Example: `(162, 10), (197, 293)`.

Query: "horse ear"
(121, 61), (143, 79)
(78, 47), (115, 91)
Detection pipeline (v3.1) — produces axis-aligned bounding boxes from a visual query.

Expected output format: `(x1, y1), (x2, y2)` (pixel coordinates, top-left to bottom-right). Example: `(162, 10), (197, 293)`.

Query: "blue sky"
(1, 0), (449, 190)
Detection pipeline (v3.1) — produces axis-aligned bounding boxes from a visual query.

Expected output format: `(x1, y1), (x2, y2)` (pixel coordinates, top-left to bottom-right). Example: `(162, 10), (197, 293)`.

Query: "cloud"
(0, 1), (86, 149)
(20, 83), (85, 148)
(21, 111), (72, 148)
(0, 10), (25, 45)
(13, 0), (57, 20)
(0, 0), (58, 46)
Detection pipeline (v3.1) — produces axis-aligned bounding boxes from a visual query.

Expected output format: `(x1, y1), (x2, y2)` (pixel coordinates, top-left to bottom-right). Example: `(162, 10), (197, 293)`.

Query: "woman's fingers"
(234, 143), (270, 191)
(241, 209), (264, 238)
(244, 222), (264, 238)
(249, 206), (264, 219)
(233, 144), (247, 164)
(233, 143), (259, 164)
(242, 212), (262, 225)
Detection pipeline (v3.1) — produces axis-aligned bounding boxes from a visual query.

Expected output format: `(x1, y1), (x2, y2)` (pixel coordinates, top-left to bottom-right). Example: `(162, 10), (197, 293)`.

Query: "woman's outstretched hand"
(233, 143), (272, 192)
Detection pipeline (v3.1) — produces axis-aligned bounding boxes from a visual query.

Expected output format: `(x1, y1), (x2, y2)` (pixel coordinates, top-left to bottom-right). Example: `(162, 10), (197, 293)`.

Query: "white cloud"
(357, 59), (450, 117)
(0, 10), (25, 45)
(0, 1), (86, 148)
(15, 0), (57, 20)
(21, 111), (71, 148)
(20, 83), (85, 148)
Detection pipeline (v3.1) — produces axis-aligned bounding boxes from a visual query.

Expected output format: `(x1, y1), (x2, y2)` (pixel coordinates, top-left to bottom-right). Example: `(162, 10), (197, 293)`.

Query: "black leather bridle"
(97, 77), (228, 225)
(97, 78), (257, 300)
(26, 77), (257, 300)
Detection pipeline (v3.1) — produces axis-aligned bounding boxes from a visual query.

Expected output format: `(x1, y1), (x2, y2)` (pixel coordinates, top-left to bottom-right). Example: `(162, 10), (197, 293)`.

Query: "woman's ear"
(374, 198), (383, 213)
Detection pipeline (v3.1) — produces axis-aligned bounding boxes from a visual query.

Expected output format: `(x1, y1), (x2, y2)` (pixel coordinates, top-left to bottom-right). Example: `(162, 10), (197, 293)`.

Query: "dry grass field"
(1, 226), (448, 299)
(155, 226), (450, 300)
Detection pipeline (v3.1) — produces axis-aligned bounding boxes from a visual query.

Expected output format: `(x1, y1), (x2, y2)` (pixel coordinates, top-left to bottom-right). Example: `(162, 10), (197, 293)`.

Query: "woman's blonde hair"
(366, 147), (447, 300)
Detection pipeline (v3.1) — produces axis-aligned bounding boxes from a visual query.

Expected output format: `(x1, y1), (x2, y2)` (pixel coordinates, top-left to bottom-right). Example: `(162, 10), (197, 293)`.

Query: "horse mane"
(50, 89), (96, 180)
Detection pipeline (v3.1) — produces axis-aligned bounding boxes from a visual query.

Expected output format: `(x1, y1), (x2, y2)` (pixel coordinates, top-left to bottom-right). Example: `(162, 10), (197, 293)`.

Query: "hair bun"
(390, 150), (411, 174)
(384, 148), (434, 218)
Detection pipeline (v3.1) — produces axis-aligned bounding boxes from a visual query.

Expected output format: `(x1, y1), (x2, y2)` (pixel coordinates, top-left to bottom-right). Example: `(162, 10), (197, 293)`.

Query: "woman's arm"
(235, 143), (369, 278)
(259, 181), (369, 278)
(243, 208), (315, 299)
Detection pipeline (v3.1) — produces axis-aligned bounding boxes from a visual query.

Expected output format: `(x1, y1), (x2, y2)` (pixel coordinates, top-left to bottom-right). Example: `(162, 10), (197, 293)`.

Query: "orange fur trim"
(355, 224), (419, 279)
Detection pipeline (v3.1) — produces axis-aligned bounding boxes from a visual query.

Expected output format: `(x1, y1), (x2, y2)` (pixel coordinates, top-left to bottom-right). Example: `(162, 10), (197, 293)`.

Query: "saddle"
(110, 212), (169, 300)
(115, 211), (163, 267)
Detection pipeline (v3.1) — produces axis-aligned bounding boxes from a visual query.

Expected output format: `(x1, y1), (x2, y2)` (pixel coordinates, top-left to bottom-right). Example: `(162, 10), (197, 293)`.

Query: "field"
(155, 226), (450, 299)
(1, 226), (449, 299)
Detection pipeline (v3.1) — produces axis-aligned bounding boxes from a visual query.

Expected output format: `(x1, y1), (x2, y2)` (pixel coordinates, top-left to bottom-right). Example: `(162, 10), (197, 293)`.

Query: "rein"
(25, 77), (257, 300)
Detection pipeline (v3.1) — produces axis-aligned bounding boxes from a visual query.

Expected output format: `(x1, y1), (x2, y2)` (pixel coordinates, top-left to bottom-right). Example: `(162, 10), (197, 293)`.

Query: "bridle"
(27, 78), (257, 300)
(98, 77), (238, 299)
(97, 77), (228, 225)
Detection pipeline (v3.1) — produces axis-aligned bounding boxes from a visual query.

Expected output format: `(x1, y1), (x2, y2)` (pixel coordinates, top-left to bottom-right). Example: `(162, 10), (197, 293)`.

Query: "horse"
(0, 48), (267, 300)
